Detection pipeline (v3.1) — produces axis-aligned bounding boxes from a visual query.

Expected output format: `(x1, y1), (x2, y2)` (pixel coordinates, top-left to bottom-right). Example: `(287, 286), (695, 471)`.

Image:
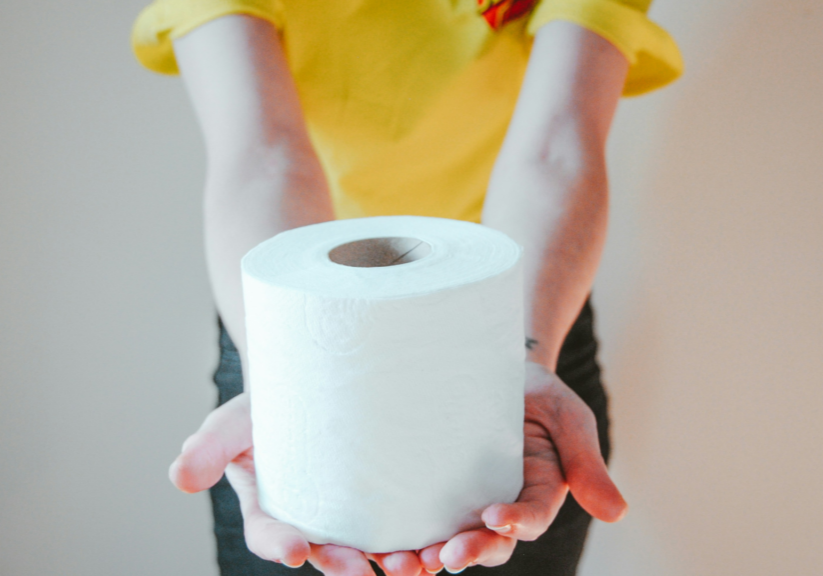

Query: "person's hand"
(168, 392), (425, 576)
(416, 361), (627, 574)
(169, 361), (625, 575)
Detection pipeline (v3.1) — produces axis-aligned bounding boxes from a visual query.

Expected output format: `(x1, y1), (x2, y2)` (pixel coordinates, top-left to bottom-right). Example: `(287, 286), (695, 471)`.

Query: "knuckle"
(479, 552), (513, 567)
(448, 540), (476, 563)
(352, 566), (374, 576)
(561, 399), (595, 432)
(579, 404), (597, 428)
(478, 539), (516, 567)
(515, 528), (543, 542)
(245, 539), (270, 561)
(244, 523), (276, 562)
(180, 433), (198, 452)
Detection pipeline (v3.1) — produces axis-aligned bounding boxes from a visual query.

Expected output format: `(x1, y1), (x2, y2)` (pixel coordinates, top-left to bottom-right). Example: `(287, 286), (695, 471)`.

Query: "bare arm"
(173, 15), (334, 384)
(419, 20), (630, 573)
(483, 20), (628, 371)
(168, 15), (629, 575)
(171, 16), (426, 576)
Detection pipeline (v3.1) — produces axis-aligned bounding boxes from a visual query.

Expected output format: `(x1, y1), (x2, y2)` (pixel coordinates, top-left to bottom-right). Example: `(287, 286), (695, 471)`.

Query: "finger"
(481, 426), (569, 540)
(535, 383), (628, 522)
(563, 443), (627, 523)
(369, 551), (423, 576)
(225, 455), (311, 567)
(309, 544), (376, 576)
(169, 392), (253, 493)
(439, 529), (517, 572)
(418, 542), (446, 574)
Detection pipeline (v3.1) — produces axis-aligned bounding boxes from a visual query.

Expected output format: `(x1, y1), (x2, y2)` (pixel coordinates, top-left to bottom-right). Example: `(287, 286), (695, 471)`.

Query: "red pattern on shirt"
(477, 0), (539, 30)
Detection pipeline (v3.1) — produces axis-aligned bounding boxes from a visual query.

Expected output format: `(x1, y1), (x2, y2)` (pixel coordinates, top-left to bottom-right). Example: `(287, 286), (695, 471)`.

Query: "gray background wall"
(1, 1), (820, 574)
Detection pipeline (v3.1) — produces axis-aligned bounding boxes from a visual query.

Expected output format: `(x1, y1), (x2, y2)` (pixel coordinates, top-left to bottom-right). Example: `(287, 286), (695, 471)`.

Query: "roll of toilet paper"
(241, 215), (525, 553)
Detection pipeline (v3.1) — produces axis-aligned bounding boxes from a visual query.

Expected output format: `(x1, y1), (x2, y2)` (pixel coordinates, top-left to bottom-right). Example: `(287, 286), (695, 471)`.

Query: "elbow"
(497, 115), (608, 196)
(205, 139), (320, 193)
(492, 138), (609, 205)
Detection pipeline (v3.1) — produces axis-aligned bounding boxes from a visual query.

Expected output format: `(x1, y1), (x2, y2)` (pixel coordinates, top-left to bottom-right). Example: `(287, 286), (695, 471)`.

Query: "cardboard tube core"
(328, 237), (432, 268)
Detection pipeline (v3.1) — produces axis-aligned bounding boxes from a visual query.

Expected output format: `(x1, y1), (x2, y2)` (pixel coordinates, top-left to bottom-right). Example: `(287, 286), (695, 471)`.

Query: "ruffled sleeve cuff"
(131, 0), (282, 75)
(526, 0), (683, 96)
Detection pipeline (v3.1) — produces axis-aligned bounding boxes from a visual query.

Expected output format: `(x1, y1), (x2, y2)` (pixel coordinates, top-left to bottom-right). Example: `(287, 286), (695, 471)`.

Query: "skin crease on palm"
(169, 14), (631, 576)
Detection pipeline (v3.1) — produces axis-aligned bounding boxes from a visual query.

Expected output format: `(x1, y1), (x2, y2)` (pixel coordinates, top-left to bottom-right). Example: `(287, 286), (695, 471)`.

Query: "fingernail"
(168, 458), (181, 481)
(283, 561), (305, 569)
(181, 435), (196, 452)
(425, 568), (443, 574)
(486, 524), (512, 534)
(445, 566), (468, 574)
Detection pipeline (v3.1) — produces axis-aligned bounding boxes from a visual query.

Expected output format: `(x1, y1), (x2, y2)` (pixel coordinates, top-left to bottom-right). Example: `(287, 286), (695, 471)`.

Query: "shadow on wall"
(608, 0), (823, 574)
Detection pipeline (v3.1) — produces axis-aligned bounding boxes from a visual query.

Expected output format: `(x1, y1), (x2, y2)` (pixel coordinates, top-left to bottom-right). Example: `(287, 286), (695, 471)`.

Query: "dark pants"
(209, 299), (611, 576)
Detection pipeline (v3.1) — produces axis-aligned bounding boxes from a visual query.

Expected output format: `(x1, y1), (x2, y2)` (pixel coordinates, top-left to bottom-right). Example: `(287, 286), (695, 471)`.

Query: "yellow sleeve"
(526, 0), (683, 96)
(131, 0), (283, 75)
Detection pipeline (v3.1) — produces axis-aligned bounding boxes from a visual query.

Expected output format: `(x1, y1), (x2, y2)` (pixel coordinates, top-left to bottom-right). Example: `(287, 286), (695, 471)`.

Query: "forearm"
(174, 15), (334, 382)
(482, 21), (628, 371)
(484, 145), (608, 371)
(204, 147), (332, 383)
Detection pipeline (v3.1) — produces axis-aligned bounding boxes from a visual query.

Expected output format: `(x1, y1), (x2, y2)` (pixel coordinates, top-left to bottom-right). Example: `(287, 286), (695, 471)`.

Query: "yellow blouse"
(132, 0), (682, 223)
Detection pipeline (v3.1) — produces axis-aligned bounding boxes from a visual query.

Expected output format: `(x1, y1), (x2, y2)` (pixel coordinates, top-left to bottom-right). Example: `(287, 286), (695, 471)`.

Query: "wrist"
(524, 359), (560, 398)
(525, 337), (559, 373)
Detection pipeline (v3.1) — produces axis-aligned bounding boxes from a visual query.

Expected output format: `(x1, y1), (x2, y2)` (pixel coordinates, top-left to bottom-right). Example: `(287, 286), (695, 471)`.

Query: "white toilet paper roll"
(241, 216), (525, 553)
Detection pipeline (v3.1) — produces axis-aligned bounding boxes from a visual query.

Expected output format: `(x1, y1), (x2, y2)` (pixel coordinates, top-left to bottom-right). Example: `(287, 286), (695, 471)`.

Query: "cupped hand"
(417, 361), (627, 574)
(168, 392), (424, 576)
(169, 361), (625, 576)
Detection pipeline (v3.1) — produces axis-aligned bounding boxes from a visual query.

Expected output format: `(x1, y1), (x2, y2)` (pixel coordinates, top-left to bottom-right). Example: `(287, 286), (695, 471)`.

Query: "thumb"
(562, 445), (627, 522)
(529, 372), (628, 522)
(169, 392), (253, 493)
